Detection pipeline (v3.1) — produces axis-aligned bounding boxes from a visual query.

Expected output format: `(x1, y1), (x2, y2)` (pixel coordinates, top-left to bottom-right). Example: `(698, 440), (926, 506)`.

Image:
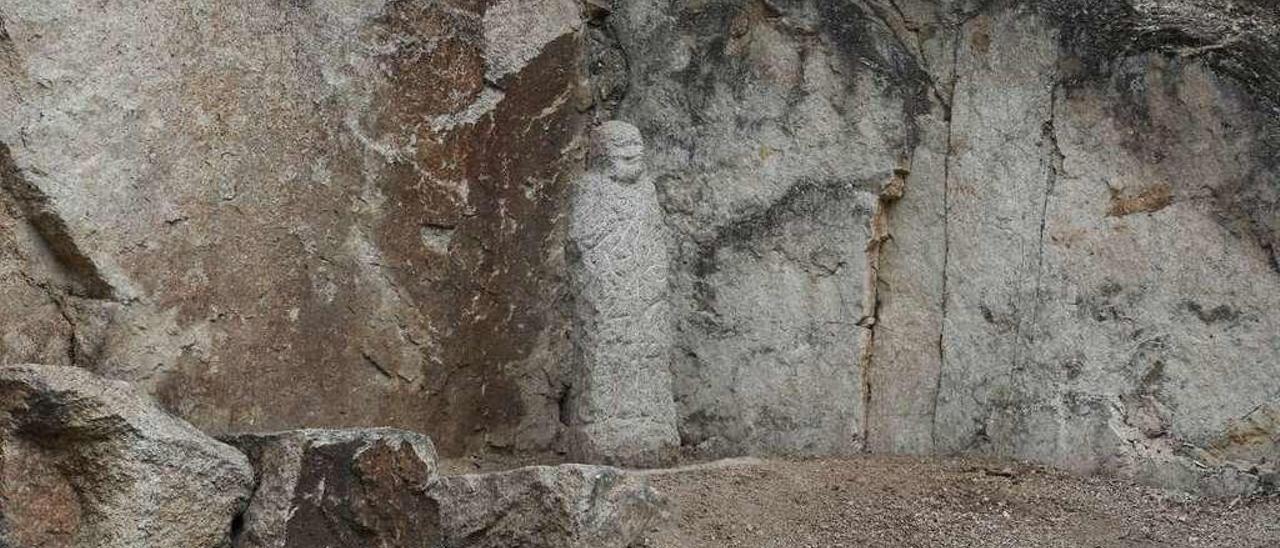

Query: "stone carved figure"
(566, 121), (679, 466)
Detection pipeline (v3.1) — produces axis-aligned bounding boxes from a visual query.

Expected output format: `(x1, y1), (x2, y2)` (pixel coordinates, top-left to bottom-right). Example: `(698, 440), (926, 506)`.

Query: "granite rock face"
(926, 1), (1280, 494)
(224, 429), (441, 548)
(429, 464), (665, 548)
(2, 0), (1279, 497)
(0, 364), (253, 547)
(607, 0), (901, 458)
(602, 0), (1280, 492)
(0, 0), (586, 455)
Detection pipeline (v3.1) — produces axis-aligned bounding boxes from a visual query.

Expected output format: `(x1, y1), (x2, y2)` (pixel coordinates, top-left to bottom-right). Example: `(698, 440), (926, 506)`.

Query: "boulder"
(0, 364), (253, 548)
(223, 429), (440, 548)
(429, 464), (664, 548)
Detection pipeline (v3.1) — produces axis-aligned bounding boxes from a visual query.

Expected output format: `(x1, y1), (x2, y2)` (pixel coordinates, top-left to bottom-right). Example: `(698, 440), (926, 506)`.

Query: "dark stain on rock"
(686, 179), (873, 323)
(977, 303), (1017, 333)
(1032, 1), (1280, 271)
(1075, 281), (1136, 323)
(818, 0), (932, 150)
(1062, 356), (1084, 381)
(1139, 359), (1166, 393)
(269, 0), (313, 8)
(1128, 337), (1170, 396)
(1063, 390), (1110, 418)
(672, 1), (931, 153)
(1181, 301), (1242, 324)
(672, 3), (754, 119)
(584, 20), (630, 115)
(366, 2), (585, 453)
(970, 28), (992, 54)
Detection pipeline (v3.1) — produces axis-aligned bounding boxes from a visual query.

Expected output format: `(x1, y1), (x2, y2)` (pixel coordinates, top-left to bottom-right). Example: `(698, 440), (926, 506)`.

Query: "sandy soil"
(632, 457), (1280, 548)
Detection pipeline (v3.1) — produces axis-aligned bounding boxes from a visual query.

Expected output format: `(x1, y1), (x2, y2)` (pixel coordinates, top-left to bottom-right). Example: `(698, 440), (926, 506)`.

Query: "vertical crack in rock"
(0, 144), (118, 301)
(51, 293), (79, 366)
(851, 3), (924, 445)
(9, 266), (79, 366)
(858, 166), (908, 449)
(1003, 82), (1063, 404)
(1031, 83), (1065, 335)
(930, 18), (964, 448)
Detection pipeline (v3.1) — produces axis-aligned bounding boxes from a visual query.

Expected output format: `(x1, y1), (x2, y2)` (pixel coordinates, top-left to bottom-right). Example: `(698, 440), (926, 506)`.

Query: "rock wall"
(929, 1), (1280, 493)
(1, 0), (1278, 493)
(600, 0), (1280, 490)
(607, 0), (915, 458)
(0, 0), (586, 455)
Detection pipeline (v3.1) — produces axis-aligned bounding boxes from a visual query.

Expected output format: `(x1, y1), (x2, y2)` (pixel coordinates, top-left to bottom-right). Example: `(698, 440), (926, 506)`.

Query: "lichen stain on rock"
(1207, 403), (1280, 464)
(1106, 182), (1173, 217)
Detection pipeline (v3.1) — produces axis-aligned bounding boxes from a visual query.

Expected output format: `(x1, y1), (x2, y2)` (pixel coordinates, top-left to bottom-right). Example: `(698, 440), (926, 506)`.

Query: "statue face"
(592, 121), (645, 184)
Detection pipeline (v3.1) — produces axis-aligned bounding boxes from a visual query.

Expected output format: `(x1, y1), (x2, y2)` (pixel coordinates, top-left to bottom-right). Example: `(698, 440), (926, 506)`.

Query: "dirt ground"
(632, 457), (1280, 548)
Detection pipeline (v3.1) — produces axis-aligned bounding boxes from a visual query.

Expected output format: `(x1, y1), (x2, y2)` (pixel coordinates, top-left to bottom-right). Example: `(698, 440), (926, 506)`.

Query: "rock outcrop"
(0, 0), (586, 455)
(0, 364), (253, 547)
(1, 0), (1278, 496)
(225, 429), (441, 548)
(430, 464), (665, 548)
(601, 0), (1280, 492)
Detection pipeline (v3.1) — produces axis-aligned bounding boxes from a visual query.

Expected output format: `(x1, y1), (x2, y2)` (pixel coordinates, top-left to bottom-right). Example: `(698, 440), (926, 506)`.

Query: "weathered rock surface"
(607, 0), (903, 458)
(2, 0), (1279, 497)
(565, 121), (679, 467)
(0, 364), (253, 547)
(603, 0), (1280, 492)
(430, 464), (664, 548)
(0, 0), (585, 455)
(224, 428), (441, 548)
(919, 0), (1280, 495)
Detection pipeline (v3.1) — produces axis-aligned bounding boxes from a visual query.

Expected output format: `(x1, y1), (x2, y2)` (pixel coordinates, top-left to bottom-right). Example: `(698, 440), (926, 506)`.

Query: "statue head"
(590, 121), (645, 184)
